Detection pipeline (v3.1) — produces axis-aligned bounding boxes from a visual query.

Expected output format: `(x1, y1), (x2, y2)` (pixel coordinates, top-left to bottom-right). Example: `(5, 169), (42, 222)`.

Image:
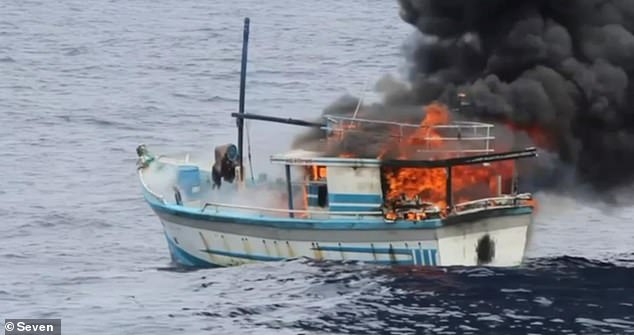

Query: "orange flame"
(307, 165), (327, 181)
(384, 167), (448, 208)
(383, 162), (515, 210)
(389, 102), (452, 158)
(308, 101), (538, 216)
(382, 103), (518, 210)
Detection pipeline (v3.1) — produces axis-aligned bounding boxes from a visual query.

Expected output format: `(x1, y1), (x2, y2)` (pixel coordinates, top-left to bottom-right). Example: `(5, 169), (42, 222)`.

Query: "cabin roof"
(270, 147), (538, 168)
(270, 150), (381, 167)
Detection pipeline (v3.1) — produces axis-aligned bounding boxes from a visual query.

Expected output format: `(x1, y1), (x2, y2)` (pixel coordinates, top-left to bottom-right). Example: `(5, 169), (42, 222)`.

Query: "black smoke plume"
(295, 0), (634, 191)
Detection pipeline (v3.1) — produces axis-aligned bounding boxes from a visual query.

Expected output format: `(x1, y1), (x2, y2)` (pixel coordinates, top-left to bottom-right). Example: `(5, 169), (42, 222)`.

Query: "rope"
(245, 119), (255, 182)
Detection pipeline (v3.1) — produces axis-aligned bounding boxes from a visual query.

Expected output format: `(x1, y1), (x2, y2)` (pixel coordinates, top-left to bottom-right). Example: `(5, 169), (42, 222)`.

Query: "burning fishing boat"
(136, 18), (537, 268)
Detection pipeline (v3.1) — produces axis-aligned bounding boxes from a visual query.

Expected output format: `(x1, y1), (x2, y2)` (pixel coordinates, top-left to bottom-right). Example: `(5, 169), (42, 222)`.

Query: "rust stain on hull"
(199, 232), (216, 263)
(312, 242), (324, 260)
(286, 241), (295, 258)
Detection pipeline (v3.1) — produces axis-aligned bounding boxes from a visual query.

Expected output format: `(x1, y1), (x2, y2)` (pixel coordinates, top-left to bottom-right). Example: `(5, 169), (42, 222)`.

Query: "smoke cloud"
(296, 0), (634, 191)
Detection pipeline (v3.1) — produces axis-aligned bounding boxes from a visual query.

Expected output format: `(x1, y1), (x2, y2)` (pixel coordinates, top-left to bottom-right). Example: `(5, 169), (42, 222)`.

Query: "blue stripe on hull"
(313, 245), (413, 256)
(413, 249), (436, 265)
(166, 231), (439, 267)
(414, 249), (423, 265)
(329, 205), (381, 212)
(430, 249), (438, 266)
(312, 245), (438, 266)
(423, 249), (431, 265)
(200, 248), (285, 262)
(165, 234), (219, 268)
(327, 193), (382, 212)
(328, 193), (382, 204)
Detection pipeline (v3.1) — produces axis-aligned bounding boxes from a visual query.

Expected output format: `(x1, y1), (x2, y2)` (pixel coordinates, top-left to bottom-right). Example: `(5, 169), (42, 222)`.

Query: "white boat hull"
(156, 208), (532, 267)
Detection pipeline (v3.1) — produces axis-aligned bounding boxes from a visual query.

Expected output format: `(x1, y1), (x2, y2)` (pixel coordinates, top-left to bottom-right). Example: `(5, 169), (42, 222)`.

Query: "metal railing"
(453, 193), (532, 214)
(325, 115), (493, 129)
(324, 114), (495, 155)
(200, 201), (382, 219)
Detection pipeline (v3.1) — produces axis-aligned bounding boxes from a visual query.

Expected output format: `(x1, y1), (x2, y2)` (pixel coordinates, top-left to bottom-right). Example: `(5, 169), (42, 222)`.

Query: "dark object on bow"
(212, 144), (239, 188)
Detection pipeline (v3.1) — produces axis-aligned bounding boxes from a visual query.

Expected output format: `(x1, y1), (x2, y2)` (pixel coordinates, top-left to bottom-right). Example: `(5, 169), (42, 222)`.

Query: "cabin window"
(306, 165), (328, 208)
(306, 182), (328, 208)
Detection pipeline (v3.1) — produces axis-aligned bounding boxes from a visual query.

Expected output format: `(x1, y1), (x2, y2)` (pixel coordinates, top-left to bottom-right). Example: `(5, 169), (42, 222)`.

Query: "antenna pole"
(237, 17), (250, 182)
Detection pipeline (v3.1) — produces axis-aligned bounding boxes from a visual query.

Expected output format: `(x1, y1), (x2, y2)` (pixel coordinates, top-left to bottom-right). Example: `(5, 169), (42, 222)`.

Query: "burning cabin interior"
(292, 102), (532, 220)
(301, 160), (518, 221)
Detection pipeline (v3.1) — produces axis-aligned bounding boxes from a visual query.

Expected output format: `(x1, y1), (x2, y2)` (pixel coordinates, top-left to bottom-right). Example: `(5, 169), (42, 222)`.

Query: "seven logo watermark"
(4, 319), (61, 335)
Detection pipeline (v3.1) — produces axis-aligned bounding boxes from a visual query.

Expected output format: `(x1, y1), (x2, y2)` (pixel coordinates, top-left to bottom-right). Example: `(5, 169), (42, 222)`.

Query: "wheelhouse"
(270, 146), (536, 222)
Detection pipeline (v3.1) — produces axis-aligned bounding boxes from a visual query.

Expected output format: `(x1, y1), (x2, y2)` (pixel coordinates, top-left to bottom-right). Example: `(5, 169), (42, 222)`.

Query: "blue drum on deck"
(177, 165), (201, 197)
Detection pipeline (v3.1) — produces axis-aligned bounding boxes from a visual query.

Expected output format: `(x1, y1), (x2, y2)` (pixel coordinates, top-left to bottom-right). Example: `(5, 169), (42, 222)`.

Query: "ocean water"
(1, 0), (633, 334)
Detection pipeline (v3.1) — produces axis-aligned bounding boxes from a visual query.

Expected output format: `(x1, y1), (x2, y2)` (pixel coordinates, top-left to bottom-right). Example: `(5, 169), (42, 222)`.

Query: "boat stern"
(437, 206), (533, 267)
